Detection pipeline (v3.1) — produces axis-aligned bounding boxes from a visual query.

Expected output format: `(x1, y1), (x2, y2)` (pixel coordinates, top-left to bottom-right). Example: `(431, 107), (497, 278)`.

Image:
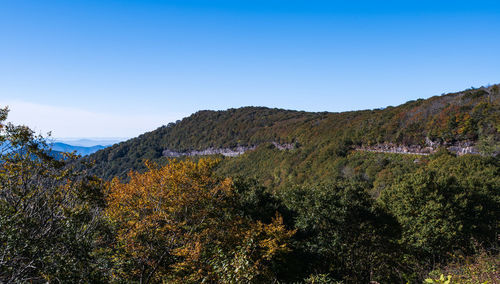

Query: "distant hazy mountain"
(54, 138), (126, 147)
(47, 138), (125, 156)
(50, 142), (108, 156)
(1, 140), (115, 157)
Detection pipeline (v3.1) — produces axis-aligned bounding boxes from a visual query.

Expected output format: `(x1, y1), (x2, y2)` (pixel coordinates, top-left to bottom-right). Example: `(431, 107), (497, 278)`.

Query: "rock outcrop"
(162, 143), (295, 158)
(355, 139), (479, 156)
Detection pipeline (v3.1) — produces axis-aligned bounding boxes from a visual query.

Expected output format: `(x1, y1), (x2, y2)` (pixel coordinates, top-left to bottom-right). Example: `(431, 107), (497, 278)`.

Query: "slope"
(84, 84), (500, 184)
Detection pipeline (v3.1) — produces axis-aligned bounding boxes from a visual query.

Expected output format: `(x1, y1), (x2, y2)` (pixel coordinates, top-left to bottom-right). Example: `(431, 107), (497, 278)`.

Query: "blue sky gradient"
(1, 0), (499, 137)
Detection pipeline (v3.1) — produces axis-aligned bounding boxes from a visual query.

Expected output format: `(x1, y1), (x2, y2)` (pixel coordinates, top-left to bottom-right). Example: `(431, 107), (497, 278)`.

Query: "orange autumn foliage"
(106, 159), (294, 283)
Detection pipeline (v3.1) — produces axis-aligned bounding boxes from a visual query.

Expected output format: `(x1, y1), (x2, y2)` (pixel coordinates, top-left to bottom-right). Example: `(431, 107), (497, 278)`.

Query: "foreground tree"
(0, 107), (111, 282)
(106, 158), (294, 283)
(380, 151), (500, 279)
(280, 181), (402, 283)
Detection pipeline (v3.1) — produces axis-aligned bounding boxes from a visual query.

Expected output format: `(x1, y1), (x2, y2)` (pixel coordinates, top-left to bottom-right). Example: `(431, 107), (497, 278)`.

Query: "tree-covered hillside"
(2, 85), (499, 283)
(85, 84), (500, 182)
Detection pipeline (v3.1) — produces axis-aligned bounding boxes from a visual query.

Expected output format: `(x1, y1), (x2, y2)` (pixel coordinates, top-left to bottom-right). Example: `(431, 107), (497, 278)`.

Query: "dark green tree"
(280, 181), (402, 283)
(380, 152), (500, 268)
(0, 107), (111, 282)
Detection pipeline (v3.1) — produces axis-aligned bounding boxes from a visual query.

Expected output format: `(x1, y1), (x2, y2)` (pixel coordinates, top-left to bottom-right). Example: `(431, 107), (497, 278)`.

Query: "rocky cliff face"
(163, 146), (256, 157)
(163, 139), (480, 158)
(162, 142), (294, 158)
(355, 138), (479, 156)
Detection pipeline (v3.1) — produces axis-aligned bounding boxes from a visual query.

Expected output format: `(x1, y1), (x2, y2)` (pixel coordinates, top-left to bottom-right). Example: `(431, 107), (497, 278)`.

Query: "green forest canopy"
(1, 84), (499, 283)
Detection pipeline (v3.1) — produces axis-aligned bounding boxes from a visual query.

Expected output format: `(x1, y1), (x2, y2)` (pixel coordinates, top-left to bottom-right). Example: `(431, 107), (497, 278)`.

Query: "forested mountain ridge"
(85, 84), (500, 181)
(2, 86), (499, 283)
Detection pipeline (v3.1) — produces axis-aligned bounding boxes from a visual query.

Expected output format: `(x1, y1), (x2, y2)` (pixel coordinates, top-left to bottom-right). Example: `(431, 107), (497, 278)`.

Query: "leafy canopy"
(106, 158), (294, 283)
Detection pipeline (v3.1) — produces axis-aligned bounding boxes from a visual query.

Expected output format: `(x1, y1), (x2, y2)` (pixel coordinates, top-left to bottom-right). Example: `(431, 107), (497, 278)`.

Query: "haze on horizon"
(1, 0), (499, 138)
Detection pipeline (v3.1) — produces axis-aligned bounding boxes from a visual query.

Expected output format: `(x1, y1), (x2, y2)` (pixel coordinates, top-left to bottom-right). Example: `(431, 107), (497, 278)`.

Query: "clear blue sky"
(1, 0), (499, 138)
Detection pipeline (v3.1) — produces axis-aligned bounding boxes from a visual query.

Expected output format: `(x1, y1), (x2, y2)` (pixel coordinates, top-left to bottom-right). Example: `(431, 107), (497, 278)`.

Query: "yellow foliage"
(106, 158), (294, 283)
(425, 274), (452, 284)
